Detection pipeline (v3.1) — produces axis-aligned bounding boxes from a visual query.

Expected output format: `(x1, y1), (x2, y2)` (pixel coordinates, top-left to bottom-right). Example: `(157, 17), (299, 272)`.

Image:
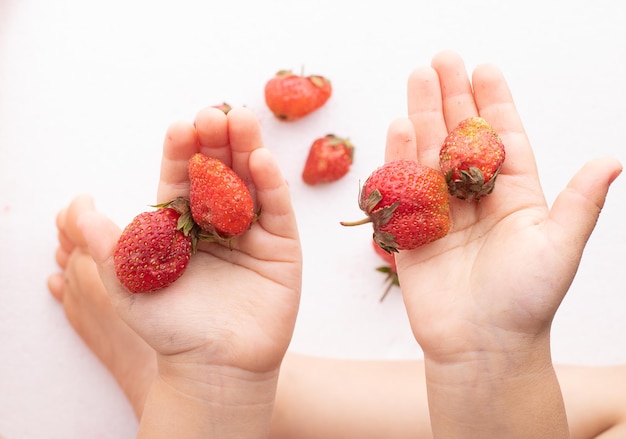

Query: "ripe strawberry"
(372, 240), (399, 302)
(439, 116), (506, 201)
(188, 152), (256, 242)
(264, 70), (332, 121)
(341, 160), (451, 253)
(211, 102), (232, 114)
(114, 207), (192, 294)
(302, 134), (354, 185)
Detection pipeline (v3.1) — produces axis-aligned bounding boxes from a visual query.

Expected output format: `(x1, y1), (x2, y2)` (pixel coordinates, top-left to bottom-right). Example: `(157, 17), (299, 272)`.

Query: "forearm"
(424, 336), (569, 438)
(137, 361), (279, 439)
(271, 353), (432, 439)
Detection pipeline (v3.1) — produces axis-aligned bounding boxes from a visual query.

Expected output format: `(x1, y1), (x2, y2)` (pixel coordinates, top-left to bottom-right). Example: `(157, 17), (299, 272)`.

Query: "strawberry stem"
(379, 283), (393, 302)
(340, 217), (372, 227)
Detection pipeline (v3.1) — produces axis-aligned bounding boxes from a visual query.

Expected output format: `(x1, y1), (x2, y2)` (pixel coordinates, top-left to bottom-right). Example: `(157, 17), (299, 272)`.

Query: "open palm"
(386, 51), (621, 361)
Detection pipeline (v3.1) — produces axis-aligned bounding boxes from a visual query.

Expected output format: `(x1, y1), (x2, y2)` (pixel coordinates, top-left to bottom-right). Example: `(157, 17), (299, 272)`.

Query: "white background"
(1, 0), (625, 437)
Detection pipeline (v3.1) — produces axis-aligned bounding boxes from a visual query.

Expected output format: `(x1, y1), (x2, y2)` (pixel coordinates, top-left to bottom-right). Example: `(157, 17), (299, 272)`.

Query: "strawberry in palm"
(114, 206), (193, 294)
(341, 160), (451, 253)
(439, 116), (506, 201)
(188, 152), (256, 242)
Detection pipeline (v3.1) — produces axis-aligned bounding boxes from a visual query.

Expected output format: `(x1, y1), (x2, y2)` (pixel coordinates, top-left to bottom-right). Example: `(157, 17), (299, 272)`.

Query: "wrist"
(136, 357), (280, 439)
(423, 328), (555, 397)
(419, 316), (553, 366)
(424, 337), (554, 396)
(423, 334), (569, 438)
(157, 353), (280, 405)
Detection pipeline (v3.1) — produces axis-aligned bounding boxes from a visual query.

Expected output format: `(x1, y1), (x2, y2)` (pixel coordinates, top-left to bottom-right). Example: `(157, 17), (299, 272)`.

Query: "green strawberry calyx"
(154, 197), (262, 251)
(196, 206), (261, 248)
(376, 265), (400, 302)
(445, 164), (502, 202)
(340, 189), (401, 254)
(152, 197), (202, 253)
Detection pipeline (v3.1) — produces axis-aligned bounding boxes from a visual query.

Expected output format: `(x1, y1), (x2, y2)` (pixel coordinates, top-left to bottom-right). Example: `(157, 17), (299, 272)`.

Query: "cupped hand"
(80, 107), (302, 374)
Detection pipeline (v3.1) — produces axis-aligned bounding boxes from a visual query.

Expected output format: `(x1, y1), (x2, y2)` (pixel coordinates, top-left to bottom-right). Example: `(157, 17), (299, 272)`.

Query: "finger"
(548, 157), (622, 256)
(229, 147), (300, 261)
(156, 120), (198, 204)
(385, 118), (417, 163)
(227, 107), (265, 187)
(472, 64), (523, 133)
(195, 106), (230, 165)
(471, 64), (535, 177)
(431, 50), (478, 130)
(249, 148), (297, 237)
(407, 66), (447, 167)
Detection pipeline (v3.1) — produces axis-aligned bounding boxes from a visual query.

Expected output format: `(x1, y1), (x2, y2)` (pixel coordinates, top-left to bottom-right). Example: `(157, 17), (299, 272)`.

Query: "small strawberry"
(439, 116), (506, 202)
(188, 152), (256, 242)
(302, 134), (354, 185)
(264, 70), (332, 121)
(114, 206), (193, 294)
(211, 102), (232, 114)
(341, 160), (451, 253)
(372, 240), (399, 302)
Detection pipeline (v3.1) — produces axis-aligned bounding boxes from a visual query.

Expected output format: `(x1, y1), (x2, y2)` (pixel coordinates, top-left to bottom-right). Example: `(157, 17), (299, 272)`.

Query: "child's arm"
(559, 364), (626, 439)
(392, 51), (621, 438)
(271, 353), (432, 439)
(270, 356), (626, 439)
(80, 107), (302, 439)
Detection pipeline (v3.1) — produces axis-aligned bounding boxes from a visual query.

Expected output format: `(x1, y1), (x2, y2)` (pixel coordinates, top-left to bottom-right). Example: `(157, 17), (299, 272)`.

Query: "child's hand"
(388, 51), (621, 362)
(386, 49), (621, 439)
(80, 107), (302, 376)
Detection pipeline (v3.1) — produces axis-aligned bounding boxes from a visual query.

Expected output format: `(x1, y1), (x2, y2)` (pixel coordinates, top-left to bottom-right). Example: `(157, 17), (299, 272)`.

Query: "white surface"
(1, 0), (625, 437)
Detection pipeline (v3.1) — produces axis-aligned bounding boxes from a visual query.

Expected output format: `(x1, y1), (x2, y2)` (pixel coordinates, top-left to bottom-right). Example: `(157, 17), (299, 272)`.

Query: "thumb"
(548, 157), (622, 254)
(77, 210), (129, 304)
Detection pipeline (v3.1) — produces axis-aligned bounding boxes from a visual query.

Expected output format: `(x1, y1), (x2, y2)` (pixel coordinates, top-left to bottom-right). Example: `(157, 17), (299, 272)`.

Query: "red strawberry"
(188, 153), (256, 242)
(302, 134), (354, 185)
(264, 70), (332, 121)
(211, 102), (232, 114)
(372, 240), (399, 302)
(341, 160), (451, 253)
(439, 116), (506, 201)
(114, 207), (192, 294)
